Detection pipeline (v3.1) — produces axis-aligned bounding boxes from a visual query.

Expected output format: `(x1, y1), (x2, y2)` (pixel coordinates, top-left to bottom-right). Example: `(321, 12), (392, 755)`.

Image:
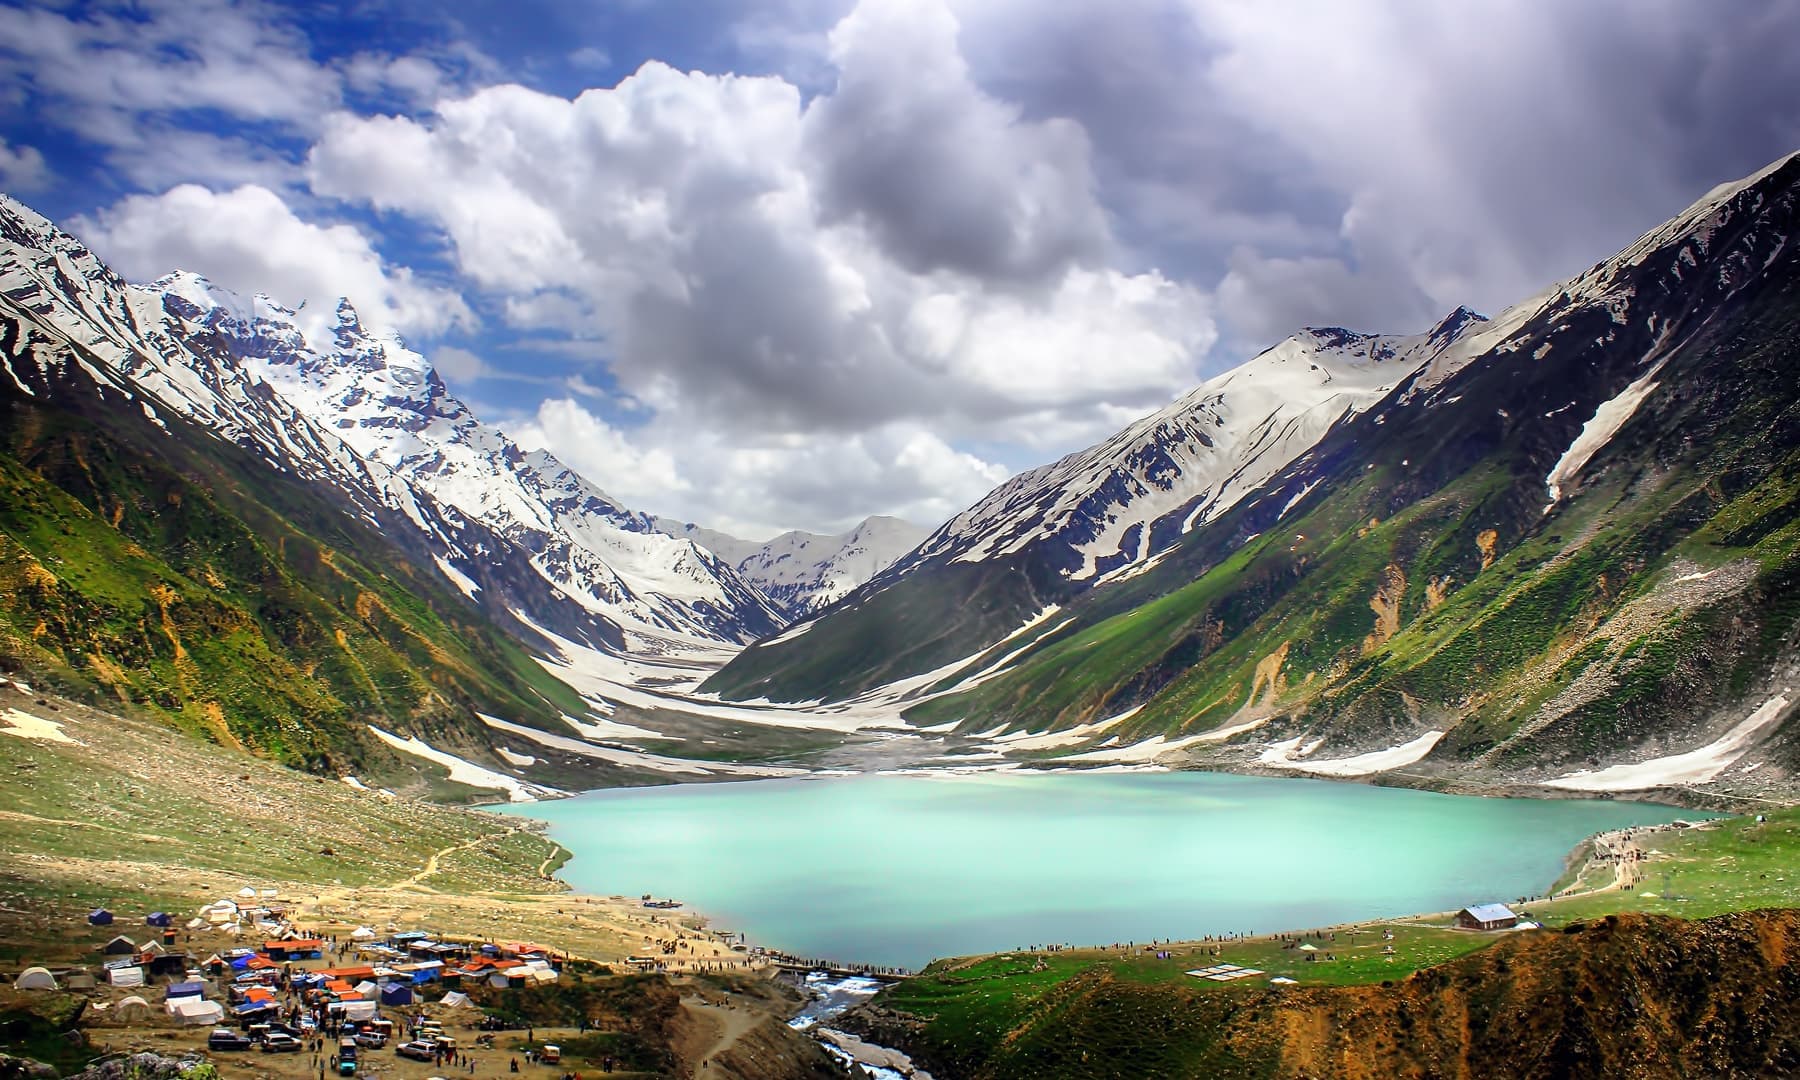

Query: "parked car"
(261, 1033), (303, 1053)
(353, 1031), (387, 1049)
(396, 1041), (437, 1062)
(539, 1045), (561, 1065)
(208, 1029), (253, 1051)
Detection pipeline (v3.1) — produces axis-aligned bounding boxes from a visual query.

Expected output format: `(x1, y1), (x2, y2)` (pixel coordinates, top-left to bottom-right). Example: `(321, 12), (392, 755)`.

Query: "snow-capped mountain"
(0, 194), (786, 655)
(882, 307), (1487, 588)
(709, 148), (1800, 709)
(657, 515), (928, 618)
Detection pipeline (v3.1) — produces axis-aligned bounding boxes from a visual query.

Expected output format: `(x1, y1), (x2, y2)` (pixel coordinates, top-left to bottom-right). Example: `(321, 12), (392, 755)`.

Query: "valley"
(2, 130), (1799, 1079)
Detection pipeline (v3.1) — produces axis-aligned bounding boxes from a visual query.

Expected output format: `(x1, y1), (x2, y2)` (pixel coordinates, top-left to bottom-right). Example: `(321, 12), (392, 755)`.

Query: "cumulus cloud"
(306, 28), (1214, 446)
(73, 184), (472, 341)
(803, 0), (1109, 285)
(1189, 0), (1800, 335)
(0, 138), (49, 192)
(507, 397), (1008, 537)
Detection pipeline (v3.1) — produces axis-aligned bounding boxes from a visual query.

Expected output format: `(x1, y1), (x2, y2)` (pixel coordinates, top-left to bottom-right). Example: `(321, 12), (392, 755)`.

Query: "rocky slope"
(658, 514), (927, 619)
(841, 909), (1800, 1079)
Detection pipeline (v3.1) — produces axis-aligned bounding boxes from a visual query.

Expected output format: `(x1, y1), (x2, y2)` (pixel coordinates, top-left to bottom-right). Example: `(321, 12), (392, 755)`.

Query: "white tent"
(13, 967), (57, 991)
(236, 887), (257, 899)
(338, 1000), (377, 1022)
(167, 999), (225, 1026)
(107, 967), (145, 988)
(1297, 943), (1318, 952)
(527, 968), (558, 984)
(114, 996), (151, 1020)
(353, 981), (378, 998)
(439, 991), (470, 1009)
(351, 927), (377, 941)
(186, 918), (205, 930)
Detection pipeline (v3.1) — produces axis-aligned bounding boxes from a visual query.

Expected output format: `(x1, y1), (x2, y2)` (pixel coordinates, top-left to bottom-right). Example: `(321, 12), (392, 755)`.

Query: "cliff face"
(843, 909), (1800, 1080)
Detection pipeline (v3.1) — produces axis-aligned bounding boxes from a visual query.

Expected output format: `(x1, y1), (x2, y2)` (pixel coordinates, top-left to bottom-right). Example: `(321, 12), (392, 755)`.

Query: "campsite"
(4, 885), (833, 1079)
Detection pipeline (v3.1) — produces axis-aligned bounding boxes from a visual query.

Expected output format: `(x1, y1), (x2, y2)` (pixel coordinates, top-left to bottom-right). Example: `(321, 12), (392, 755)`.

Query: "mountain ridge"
(656, 514), (928, 619)
(704, 150), (1800, 802)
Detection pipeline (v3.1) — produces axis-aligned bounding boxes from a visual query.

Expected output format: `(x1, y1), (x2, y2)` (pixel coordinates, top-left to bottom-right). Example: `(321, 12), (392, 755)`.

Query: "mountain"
(707, 150), (1800, 797)
(704, 294), (1492, 702)
(0, 202), (595, 779)
(0, 191), (807, 788)
(657, 515), (928, 619)
(0, 196), (787, 663)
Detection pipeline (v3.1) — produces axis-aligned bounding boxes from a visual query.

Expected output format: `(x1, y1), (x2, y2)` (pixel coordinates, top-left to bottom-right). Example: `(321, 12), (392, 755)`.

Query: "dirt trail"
(680, 995), (760, 1072)
(398, 827), (524, 890)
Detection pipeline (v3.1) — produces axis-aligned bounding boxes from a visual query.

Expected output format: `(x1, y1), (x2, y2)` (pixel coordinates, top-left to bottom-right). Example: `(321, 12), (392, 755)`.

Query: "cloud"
(1187, 0), (1800, 331)
(306, 24), (1213, 447)
(507, 397), (1008, 536)
(430, 345), (491, 382)
(72, 184), (472, 341)
(0, 138), (49, 192)
(0, 0), (341, 140)
(803, 0), (1109, 286)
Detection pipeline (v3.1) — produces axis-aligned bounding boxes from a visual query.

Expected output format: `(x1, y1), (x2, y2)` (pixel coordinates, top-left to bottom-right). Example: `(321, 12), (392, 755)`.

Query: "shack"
(1455, 903), (1519, 931)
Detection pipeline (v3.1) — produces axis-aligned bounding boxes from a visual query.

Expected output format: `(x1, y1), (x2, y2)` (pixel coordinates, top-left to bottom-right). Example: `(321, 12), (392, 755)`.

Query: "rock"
(0, 1054), (58, 1080)
(65, 1051), (212, 1080)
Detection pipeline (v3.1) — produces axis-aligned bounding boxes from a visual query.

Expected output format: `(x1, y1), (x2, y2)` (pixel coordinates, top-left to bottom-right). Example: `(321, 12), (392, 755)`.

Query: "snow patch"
(1544, 357), (1670, 506)
(1260, 731), (1444, 775)
(558, 712), (674, 742)
(1056, 731), (1209, 763)
(0, 708), (79, 744)
(1544, 694), (1789, 791)
(495, 746), (537, 767)
(432, 556), (481, 598)
(480, 713), (805, 777)
(366, 724), (555, 801)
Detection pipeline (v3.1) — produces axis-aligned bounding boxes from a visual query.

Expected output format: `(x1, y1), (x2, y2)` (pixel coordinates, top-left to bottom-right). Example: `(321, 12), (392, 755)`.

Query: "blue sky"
(3, 0), (1797, 536)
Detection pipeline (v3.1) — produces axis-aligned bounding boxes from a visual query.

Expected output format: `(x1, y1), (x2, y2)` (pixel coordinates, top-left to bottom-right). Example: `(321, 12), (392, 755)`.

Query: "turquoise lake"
(497, 771), (1703, 969)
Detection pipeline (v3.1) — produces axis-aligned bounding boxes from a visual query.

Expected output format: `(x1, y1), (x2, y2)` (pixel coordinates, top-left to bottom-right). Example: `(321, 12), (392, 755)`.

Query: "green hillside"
(0, 312), (589, 779)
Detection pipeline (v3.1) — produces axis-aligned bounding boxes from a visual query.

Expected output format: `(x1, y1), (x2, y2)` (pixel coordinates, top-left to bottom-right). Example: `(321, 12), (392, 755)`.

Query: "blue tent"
(88, 909), (114, 926)
(230, 954), (253, 970)
(166, 981), (205, 1000)
(146, 912), (172, 927)
(233, 1000), (280, 1018)
(379, 983), (414, 1006)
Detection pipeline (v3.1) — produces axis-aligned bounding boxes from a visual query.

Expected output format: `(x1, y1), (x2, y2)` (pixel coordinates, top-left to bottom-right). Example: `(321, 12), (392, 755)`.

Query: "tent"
(107, 966), (144, 988)
(351, 927), (378, 941)
(146, 912), (172, 928)
(380, 983), (414, 1006)
(354, 980), (379, 999)
(165, 981), (206, 1000)
(167, 999), (225, 1026)
(13, 967), (57, 991)
(114, 996), (151, 1020)
(439, 991), (470, 1009)
(88, 909), (115, 926)
(336, 1000), (378, 1022)
(186, 918), (205, 930)
(236, 887), (257, 899)
(101, 935), (136, 956)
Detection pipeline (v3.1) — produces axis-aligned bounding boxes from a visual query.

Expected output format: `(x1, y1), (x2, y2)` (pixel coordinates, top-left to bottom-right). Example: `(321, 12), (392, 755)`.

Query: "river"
(497, 770), (1702, 969)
